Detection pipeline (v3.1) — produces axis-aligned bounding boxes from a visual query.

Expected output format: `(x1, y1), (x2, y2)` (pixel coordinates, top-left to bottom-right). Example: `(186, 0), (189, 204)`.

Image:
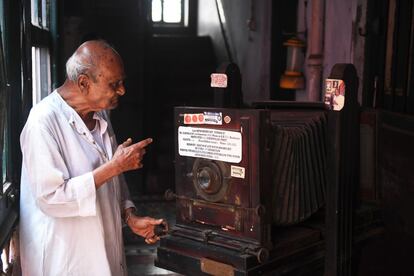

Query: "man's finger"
(149, 218), (164, 225)
(121, 138), (133, 147)
(144, 236), (159, 244)
(133, 138), (153, 149)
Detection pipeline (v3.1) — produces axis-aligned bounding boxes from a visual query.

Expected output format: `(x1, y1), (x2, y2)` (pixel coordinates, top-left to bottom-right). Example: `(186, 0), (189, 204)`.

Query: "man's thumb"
(122, 138), (133, 147)
(151, 219), (164, 225)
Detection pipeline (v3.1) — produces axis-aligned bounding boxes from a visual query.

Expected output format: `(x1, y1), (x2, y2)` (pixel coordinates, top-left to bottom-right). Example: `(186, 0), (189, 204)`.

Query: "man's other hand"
(126, 213), (164, 244)
(112, 137), (153, 173)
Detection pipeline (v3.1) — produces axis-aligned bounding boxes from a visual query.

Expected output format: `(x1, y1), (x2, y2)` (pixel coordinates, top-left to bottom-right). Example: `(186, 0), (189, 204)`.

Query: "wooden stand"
(156, 224), (325, 276)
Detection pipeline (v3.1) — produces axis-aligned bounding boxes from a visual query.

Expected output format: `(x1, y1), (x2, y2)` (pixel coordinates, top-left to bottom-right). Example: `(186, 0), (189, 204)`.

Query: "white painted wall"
(198, 0), (367, 104)
(296, 0), (367, 103)
(198, 0), (272, 104)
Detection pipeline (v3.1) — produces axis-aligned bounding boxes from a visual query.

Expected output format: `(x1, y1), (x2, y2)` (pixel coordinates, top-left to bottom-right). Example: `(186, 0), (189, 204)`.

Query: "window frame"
(0, 0), (24, 254)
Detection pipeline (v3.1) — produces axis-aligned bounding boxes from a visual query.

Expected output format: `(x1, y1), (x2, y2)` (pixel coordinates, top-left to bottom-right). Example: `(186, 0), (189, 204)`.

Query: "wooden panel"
(383, 0), (396, 108)
(359, 109), (378, 202)
(378, 111), (414, 236)
(201, 258), (235, 276)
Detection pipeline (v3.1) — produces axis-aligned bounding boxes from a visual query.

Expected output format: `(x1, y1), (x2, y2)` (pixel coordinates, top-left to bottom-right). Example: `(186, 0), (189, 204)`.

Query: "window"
(149, 0), (197, 35)
(0, 0), (23, 271)
(0, 0), (55, 272)
(151, 0), (188, 26)
(0, 24), (10, 195)
(30, 0), (52, 105)
(31, 0), (50, 30)
(0, 0), (20, 199)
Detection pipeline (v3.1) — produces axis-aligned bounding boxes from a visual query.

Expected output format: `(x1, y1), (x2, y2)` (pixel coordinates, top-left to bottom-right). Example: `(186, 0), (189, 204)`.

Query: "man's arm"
(93, 138), (152, 189)
(22, 125), (97, 217)
(106, 137), (163, 243)
(21, 121), (151, 218)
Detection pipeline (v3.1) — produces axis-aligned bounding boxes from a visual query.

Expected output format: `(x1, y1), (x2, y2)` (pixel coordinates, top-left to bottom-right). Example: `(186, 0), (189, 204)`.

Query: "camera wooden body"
(172, 106), (273, 252)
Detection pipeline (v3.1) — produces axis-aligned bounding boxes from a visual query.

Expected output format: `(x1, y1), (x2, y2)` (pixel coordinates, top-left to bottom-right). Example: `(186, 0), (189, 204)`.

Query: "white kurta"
(19, 91), (135, 276)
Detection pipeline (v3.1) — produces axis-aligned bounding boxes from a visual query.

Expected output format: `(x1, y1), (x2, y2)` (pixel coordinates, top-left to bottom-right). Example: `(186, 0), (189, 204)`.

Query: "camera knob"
(164, 189), (176, 201)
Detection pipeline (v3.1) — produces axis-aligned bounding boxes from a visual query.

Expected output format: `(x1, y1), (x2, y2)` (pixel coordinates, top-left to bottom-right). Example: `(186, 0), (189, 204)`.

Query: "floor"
(123, 197), (182, 276)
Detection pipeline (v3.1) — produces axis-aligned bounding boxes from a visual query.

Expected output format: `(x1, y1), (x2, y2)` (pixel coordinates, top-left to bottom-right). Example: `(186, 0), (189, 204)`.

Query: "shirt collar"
(93, 112), (108, 136)
(52, 91), (108, 135)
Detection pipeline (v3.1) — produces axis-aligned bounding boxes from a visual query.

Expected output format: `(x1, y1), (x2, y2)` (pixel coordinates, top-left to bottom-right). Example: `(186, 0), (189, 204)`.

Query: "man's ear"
(78, 74), (90, 93)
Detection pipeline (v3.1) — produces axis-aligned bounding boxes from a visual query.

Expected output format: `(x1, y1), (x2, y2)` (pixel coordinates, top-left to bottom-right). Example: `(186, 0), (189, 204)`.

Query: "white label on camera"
(203, 112), (222, 125)
(231, 165), (245, 179)
(178, 126), (242, 163)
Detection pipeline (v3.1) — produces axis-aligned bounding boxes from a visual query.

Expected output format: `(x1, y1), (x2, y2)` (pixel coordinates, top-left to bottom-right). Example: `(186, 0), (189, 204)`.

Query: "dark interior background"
(59, 0), (297, 198)
(1, 0), (414, 274)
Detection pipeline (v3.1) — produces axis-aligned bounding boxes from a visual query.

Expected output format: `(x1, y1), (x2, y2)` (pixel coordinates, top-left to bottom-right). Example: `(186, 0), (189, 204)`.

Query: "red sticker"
(198, 114), (204, 122)
(192, 114), (198, 123)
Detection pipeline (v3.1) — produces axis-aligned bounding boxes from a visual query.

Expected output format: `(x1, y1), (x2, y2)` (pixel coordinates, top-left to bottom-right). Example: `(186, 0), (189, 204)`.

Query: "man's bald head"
(65, 40), (122, 82)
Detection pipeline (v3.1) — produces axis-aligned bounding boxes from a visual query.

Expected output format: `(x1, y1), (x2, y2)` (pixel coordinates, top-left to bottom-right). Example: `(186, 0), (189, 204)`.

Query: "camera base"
(155, 225), (324, 276)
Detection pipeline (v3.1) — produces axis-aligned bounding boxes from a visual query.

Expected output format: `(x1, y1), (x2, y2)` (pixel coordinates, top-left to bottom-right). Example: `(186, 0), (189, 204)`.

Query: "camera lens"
(192, 159), (229, 202)
(198, 168), (212, 190)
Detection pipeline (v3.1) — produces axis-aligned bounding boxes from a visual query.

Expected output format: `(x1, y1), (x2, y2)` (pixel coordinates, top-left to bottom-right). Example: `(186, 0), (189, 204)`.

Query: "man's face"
(86, 55), (126, 111)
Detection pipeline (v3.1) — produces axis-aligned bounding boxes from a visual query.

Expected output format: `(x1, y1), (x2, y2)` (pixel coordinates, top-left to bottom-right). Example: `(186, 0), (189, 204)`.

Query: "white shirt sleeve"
(102, 110), (136, 212)
(118, 173), (136, 211)
(21, 125), (97, 218)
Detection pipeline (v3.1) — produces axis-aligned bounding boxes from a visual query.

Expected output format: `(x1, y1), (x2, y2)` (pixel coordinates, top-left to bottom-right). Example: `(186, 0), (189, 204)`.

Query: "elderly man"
(19, 40), (162, 275)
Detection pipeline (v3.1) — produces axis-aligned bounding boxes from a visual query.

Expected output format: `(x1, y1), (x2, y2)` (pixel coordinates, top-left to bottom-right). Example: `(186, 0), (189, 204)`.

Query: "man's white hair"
(65, 53), (94, 81)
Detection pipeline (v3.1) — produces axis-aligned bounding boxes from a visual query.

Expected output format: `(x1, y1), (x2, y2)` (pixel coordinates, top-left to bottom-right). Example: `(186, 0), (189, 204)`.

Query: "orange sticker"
(184, 115), (191, 124)
(198, 114), (204, 122)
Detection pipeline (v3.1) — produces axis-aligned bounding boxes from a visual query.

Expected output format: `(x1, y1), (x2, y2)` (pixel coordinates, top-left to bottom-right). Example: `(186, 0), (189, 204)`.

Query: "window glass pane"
(2, 118), (7, 184)
(183, 0), (189, 26)
(31, 0), (39, 27)
(152, 0), (162, 22)
(40, 47), (51, 97)
(0, 22), (7, 188)
(32, 47), (51, 105)
(31, 47), (39, 104)
(31, 0), (50, 29)
(163, 0), (182, 23)
(41, 0), (50, 30)
(0, 1), (5, 43)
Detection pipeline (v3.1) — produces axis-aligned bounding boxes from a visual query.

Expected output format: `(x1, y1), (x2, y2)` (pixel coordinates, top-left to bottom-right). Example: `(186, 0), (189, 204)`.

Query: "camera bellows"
(271, 113), (327, 226)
